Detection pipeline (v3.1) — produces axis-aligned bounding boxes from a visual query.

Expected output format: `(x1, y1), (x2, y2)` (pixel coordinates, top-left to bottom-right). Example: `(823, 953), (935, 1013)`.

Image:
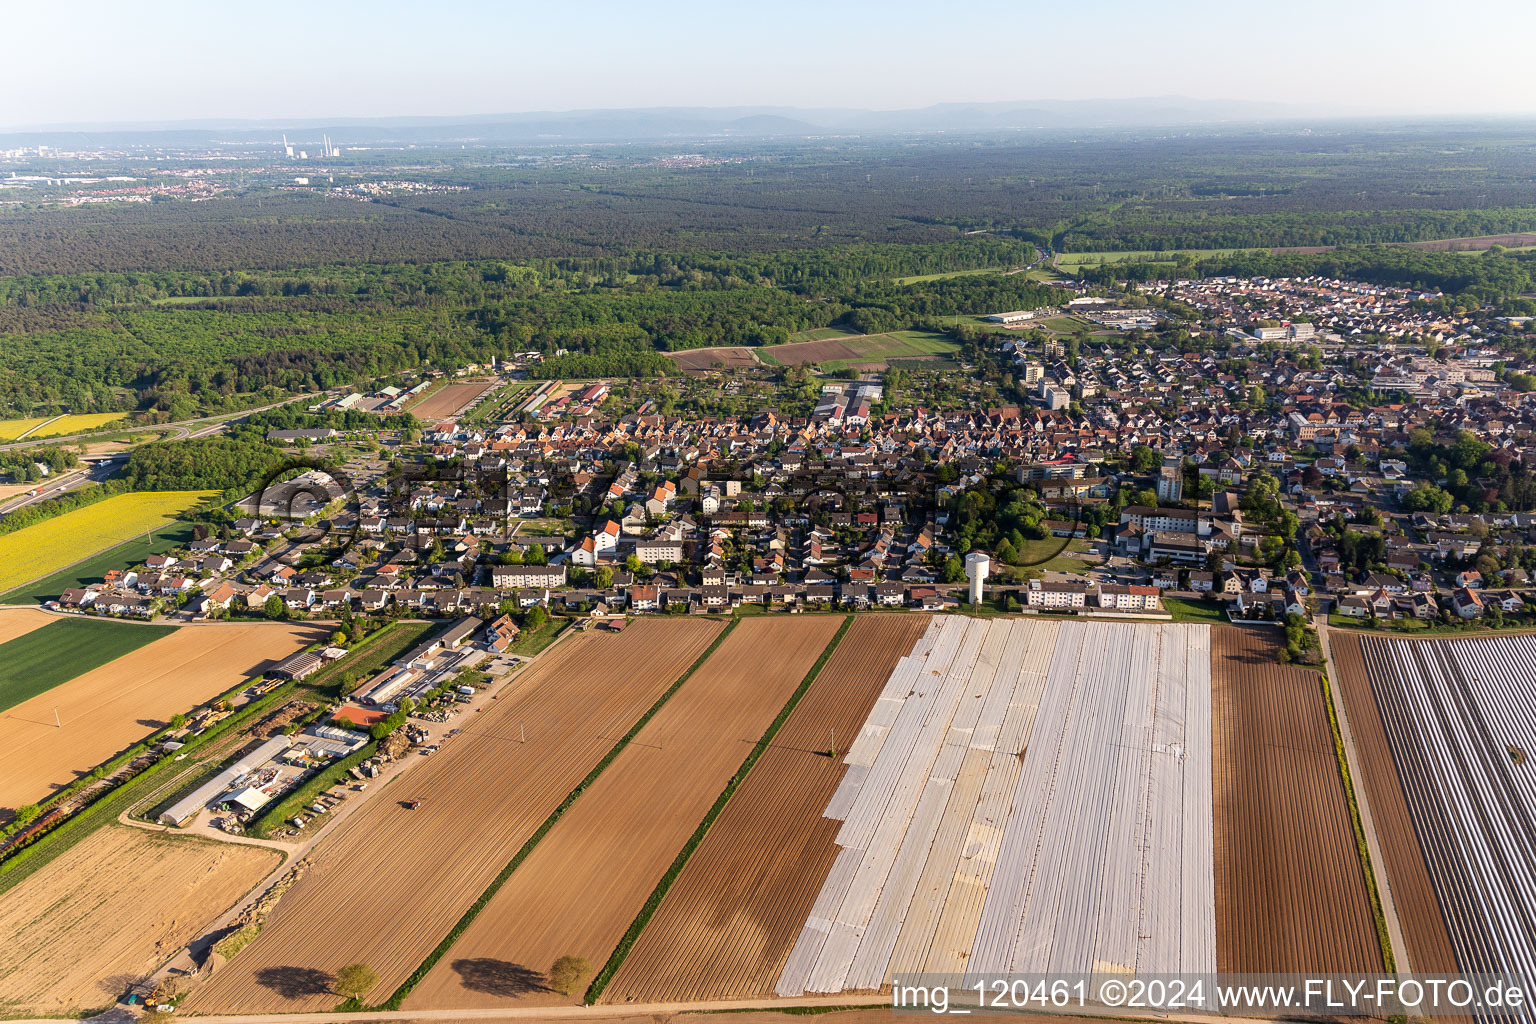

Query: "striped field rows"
(777, 617), (1215, 994)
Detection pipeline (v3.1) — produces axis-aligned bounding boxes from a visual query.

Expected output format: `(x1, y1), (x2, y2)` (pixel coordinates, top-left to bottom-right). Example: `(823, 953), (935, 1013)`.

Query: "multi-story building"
(1156, 455), (1184, 504)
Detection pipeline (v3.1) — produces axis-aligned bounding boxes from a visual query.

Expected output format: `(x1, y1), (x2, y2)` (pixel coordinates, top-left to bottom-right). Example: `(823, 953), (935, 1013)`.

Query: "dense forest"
(122, 435), (284, 492)
(0, 242), (1061, 417)
(5, 129), (1536, 275)
(4, 127), (1536, 418)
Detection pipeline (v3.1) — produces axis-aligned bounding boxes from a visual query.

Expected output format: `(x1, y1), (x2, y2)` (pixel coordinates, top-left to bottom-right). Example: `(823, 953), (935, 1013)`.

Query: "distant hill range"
(2, 97), (1323, 147)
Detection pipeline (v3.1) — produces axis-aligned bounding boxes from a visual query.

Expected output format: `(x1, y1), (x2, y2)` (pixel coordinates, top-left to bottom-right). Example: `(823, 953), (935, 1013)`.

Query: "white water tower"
(965, 551), (990, 606)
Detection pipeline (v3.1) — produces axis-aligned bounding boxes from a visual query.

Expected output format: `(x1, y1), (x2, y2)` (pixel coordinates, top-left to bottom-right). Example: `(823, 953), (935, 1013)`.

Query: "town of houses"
(36, 272), (1536, 632)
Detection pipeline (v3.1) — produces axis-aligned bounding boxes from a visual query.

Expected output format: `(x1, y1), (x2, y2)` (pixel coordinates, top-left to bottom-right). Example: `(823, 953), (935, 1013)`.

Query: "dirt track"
(604, 614), (930, 1003)
(184, 617), (725, 1014)
(405, 615), (848, 1010)
(0, 825), (278, 1017)
(0, 622), (323, 810)
(1330, 632), (1460, 974)
(1211, 626), (1382, 972)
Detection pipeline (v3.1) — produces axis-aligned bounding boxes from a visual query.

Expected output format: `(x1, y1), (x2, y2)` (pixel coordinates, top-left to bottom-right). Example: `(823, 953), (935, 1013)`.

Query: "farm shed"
(267, 650), (323, 680)
(225, 786), (272, 813)
(184, 617), (727, 1014)
(361, 665), (419, 706)
(159, 735), (293, 825)
(439, 616), (484, 650)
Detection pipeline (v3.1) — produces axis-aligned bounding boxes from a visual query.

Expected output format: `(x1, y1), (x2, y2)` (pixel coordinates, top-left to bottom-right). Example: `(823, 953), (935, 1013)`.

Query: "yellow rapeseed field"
(0, 413), (128, 441)
(32, 413), (128, 437)
(0, 490), (217, 594)
(0, 418), (51, 441)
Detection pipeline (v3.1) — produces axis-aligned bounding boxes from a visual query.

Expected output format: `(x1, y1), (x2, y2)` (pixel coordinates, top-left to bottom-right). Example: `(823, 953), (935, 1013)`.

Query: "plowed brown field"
(1409, 233), (1536, 251)
(1331, 630), (1460, 973)
(761, 338), (864, 366)
(405, 614), (848, 1010)
(1212, 626), (1382, 972)
(0, 825), (278, 1017)
(604, 614), (930, 1003)
(666, 347), (759, 372)
(0, 606), (53, 645)
(0, 622), (323, 809)
(412, 381), (495, 420)
(183, 617), (725, 1013)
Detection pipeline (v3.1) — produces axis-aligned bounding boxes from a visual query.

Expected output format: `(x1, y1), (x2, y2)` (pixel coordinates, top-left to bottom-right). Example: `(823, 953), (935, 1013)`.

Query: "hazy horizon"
(6, 0), (1536, 131)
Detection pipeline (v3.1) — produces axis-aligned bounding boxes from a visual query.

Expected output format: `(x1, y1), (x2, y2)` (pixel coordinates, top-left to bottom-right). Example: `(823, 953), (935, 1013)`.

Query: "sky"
(4, 0), (1536, 128)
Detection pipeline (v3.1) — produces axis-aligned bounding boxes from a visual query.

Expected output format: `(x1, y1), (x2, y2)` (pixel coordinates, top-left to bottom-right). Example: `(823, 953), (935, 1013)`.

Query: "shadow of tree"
(95, 972), (146, 999)
(450, 958), (547, 997)
(253, 965), (334, 999)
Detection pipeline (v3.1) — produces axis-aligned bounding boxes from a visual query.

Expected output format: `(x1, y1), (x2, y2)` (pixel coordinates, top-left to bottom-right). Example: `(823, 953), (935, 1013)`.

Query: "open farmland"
(665, 346), (760, 372)
(604, 613), (931, 1004)
(0, 417), (52, 441)
(0, 825), (278, 1017)
(0, 617), (174, 713)
(0, 489), (216, 593)
(407, 614), (847, 1010)
(778, 618), (1214, 995)
(1337, 631), (1536, 978)
(1331, 632), (1459, 974)
(1211, 626), (1381, 973)
(0, 622), (321, 811)
(411, 381), (496, 420)
(1054, 247), (1265, 268)
(184, 617), (725, 1014)
(25, 413), (129, 438)
(0, 521), (197, 605)
(0, 414), (128, 442)
(0, 606), (54, 645)
(760, 331), (959, 370)
(1410, 232), (1536, 251)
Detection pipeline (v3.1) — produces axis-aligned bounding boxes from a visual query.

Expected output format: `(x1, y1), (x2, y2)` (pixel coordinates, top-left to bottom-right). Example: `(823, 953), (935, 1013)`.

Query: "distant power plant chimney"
(965, 552), (991, 607)
(282, 133), (293, 158)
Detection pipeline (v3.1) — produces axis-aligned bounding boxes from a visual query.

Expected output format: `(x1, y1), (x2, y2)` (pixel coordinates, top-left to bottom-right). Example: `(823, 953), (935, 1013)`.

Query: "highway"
(0, 453), (127, 516)
(0, 395), (316, 520)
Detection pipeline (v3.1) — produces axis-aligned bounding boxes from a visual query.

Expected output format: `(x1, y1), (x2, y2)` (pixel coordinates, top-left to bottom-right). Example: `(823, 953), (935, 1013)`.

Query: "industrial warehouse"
(159, 724), (368, 826)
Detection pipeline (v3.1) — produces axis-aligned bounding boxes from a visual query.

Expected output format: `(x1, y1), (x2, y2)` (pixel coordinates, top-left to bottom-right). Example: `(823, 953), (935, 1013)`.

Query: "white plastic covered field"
(1358, 633), (1536, 984)
(777, 616), (1215, 994)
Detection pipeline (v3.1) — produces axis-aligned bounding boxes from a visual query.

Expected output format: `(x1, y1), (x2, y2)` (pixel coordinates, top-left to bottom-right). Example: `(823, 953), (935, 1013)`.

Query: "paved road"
(34, 995), (1298, 1024)
(0, 453), (126, 516)
(25, 995), (894, 1024)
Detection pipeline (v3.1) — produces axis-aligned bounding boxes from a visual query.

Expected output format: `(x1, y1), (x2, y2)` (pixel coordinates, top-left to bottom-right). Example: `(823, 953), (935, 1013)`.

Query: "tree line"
(0, 245), (1061, 417)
